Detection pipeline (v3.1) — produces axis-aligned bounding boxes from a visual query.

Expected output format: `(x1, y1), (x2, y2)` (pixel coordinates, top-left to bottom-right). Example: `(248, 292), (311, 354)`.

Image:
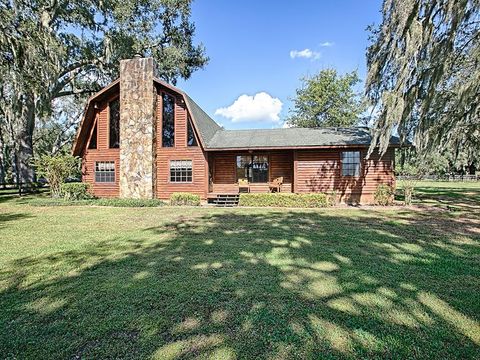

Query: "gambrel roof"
(73, 78), (401, 156)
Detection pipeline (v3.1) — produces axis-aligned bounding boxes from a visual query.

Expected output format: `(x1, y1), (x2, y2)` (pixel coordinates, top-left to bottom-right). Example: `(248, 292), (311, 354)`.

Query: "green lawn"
(404, 180), (480, 212)
(1, 183), (479, 359)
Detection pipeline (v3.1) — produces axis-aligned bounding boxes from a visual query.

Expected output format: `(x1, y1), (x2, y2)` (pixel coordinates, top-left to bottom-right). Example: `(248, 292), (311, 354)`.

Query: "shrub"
(397, 163), (420, 206)
(93, 198), (165, 207)
(238, 193), (331, 208)
(34, 155), (80, 197)
(61, 182), (92, 200)
(403, 184), (415, 206)
(26, 197), (166, 207)
(169, 192), (201, 206)
(328, 190), (339, 206)
(374, 184), (394, 206)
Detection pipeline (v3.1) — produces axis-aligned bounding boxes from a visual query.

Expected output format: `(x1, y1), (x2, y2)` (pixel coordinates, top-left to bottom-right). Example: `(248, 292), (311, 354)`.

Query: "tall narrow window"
(109, 98), (120, 148)
(162, 93), (175, 147)
(88, 122), (97, 149)
(187, 116), (198, 146)
(236, 155), (269, 183)
(236, 155), (251, 182)
(342, 151), (361, 176)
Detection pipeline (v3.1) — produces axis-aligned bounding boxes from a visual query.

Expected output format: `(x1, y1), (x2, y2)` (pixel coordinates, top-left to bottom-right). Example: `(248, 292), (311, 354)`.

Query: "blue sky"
(177, 0), (383, 129)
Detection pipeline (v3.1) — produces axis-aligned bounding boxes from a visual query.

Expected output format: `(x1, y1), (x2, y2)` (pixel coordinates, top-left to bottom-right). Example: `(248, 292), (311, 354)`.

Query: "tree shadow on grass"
(413, 185), (480, 212)
(0, 209), (479, 359)
(0, 212), (32, 227)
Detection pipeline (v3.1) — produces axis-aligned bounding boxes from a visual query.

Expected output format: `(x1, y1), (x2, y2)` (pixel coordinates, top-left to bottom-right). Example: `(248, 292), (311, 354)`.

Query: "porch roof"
(204, 127), (401, 150)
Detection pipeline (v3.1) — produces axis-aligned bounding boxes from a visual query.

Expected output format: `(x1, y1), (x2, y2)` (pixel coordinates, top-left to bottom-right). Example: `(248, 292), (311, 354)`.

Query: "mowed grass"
(404, 180), (480, 212)
(0, 183), (479, 359)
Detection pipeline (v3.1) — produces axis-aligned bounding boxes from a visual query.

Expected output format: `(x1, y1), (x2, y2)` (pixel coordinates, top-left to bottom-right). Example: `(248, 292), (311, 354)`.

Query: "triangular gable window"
(187, 116), (198, 147)
(88, 121), (98, 149)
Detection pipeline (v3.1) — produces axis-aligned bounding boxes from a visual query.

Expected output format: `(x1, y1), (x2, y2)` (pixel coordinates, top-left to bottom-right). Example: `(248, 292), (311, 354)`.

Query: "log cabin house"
(72, 56), (400, 204)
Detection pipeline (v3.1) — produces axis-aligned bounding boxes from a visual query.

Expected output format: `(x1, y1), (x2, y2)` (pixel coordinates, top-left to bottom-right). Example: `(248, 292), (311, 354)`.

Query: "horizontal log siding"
(155, 86), (208, 199)
(294, 148), (395, 203)
(210, 151), (293, 193)
(82, 101), (120, 198)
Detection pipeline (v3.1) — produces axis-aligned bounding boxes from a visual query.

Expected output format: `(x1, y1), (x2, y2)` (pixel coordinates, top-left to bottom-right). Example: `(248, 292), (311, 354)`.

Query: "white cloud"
(289, 48), (321, 60)
(215, 92), (283, 123)
(320, 41), (334, 47)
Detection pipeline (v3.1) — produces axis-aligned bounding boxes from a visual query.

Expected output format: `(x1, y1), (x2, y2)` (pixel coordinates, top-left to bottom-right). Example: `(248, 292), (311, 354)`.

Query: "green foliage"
(60, 183), (92, 201)
(396, 147), (477, 176)
(374, 184), (395, 206)
(169, 192), (201, 206)
(403, 185), (415, 206)
(0, 0), (208, 183)
(34, 155), (80, 197)
(366, 0), (480, 164)
(287, 69), (365, 128)
(93, 198), (165, 208)
(34, 97), (84, 157)
(239, 193), (332, 208)
(397, 163), (421, 206)
(25, 197), (165, 208)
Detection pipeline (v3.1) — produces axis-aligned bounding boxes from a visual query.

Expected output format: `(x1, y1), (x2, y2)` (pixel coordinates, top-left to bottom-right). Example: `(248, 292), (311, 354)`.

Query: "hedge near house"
(170, 192), (201, 206)
(60, 183), (92, 200)
(239, 193), (332, 208)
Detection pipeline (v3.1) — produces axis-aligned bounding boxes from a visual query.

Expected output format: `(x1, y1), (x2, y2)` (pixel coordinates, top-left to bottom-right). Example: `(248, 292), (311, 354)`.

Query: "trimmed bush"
(26, 197), (165, 207)
(239, 193), (332, 208)
(61, 182), (92, 200)
(93, 198), (165, 207)
(374, 184), (394, 206)
(169, 192), (201, 206)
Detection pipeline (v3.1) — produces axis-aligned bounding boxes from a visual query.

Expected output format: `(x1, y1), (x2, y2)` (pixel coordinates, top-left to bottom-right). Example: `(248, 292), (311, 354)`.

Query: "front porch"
(207, 150), (294, 198)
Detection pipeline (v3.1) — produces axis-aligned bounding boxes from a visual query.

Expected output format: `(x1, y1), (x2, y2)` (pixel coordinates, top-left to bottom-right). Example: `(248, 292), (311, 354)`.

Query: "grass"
(0, 182), (479, 359)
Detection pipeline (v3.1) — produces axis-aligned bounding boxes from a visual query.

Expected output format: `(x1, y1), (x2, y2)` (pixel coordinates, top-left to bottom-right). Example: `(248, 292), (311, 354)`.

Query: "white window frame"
(95, 161), (115, 183)
(169, 160), (193, 183)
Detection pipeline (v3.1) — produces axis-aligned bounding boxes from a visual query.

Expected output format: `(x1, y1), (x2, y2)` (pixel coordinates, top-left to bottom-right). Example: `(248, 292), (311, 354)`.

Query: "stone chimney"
(119, 56), (157, 198)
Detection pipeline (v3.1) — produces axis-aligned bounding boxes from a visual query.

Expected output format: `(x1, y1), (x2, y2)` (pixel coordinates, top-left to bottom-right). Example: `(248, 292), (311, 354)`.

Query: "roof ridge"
(213, 126), (371, 132)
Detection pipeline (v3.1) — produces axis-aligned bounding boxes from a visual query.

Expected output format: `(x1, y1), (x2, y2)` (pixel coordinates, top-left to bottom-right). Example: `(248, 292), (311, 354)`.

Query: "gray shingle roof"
(152, 77), (401, 149)
(183, 94), (222, 145)
(205, 127), (400, 149)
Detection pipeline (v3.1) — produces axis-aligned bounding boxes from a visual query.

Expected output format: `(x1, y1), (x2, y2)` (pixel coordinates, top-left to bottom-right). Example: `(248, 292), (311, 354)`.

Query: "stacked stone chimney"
(119, 56), (157, 198)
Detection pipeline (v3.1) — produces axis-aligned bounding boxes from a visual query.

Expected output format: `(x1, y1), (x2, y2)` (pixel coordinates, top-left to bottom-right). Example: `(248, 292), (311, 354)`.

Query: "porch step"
(212, 194), (240, 207)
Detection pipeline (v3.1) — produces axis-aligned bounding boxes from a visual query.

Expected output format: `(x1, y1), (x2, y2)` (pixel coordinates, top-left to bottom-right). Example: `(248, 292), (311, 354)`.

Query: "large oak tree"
(366, 0), (479, 167)
(0, 0), (208, 185)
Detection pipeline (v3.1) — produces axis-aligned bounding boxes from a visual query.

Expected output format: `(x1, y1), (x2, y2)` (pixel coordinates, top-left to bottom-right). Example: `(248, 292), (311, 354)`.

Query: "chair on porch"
(238, 178), (250, 193)
(269, 177), (283, 193)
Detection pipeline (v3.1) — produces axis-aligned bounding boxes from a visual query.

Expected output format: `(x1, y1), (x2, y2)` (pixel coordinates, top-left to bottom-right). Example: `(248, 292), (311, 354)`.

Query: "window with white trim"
(170, 160), (192, 182)
(341, 151), (361, 176)
(95, 161), (115, 183)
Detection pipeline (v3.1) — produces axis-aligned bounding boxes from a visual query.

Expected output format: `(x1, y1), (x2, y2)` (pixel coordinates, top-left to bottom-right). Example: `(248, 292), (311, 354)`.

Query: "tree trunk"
(15, 93), (36, 189)
(0, 127), (6, 188)
(468, 162), (476, 175)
